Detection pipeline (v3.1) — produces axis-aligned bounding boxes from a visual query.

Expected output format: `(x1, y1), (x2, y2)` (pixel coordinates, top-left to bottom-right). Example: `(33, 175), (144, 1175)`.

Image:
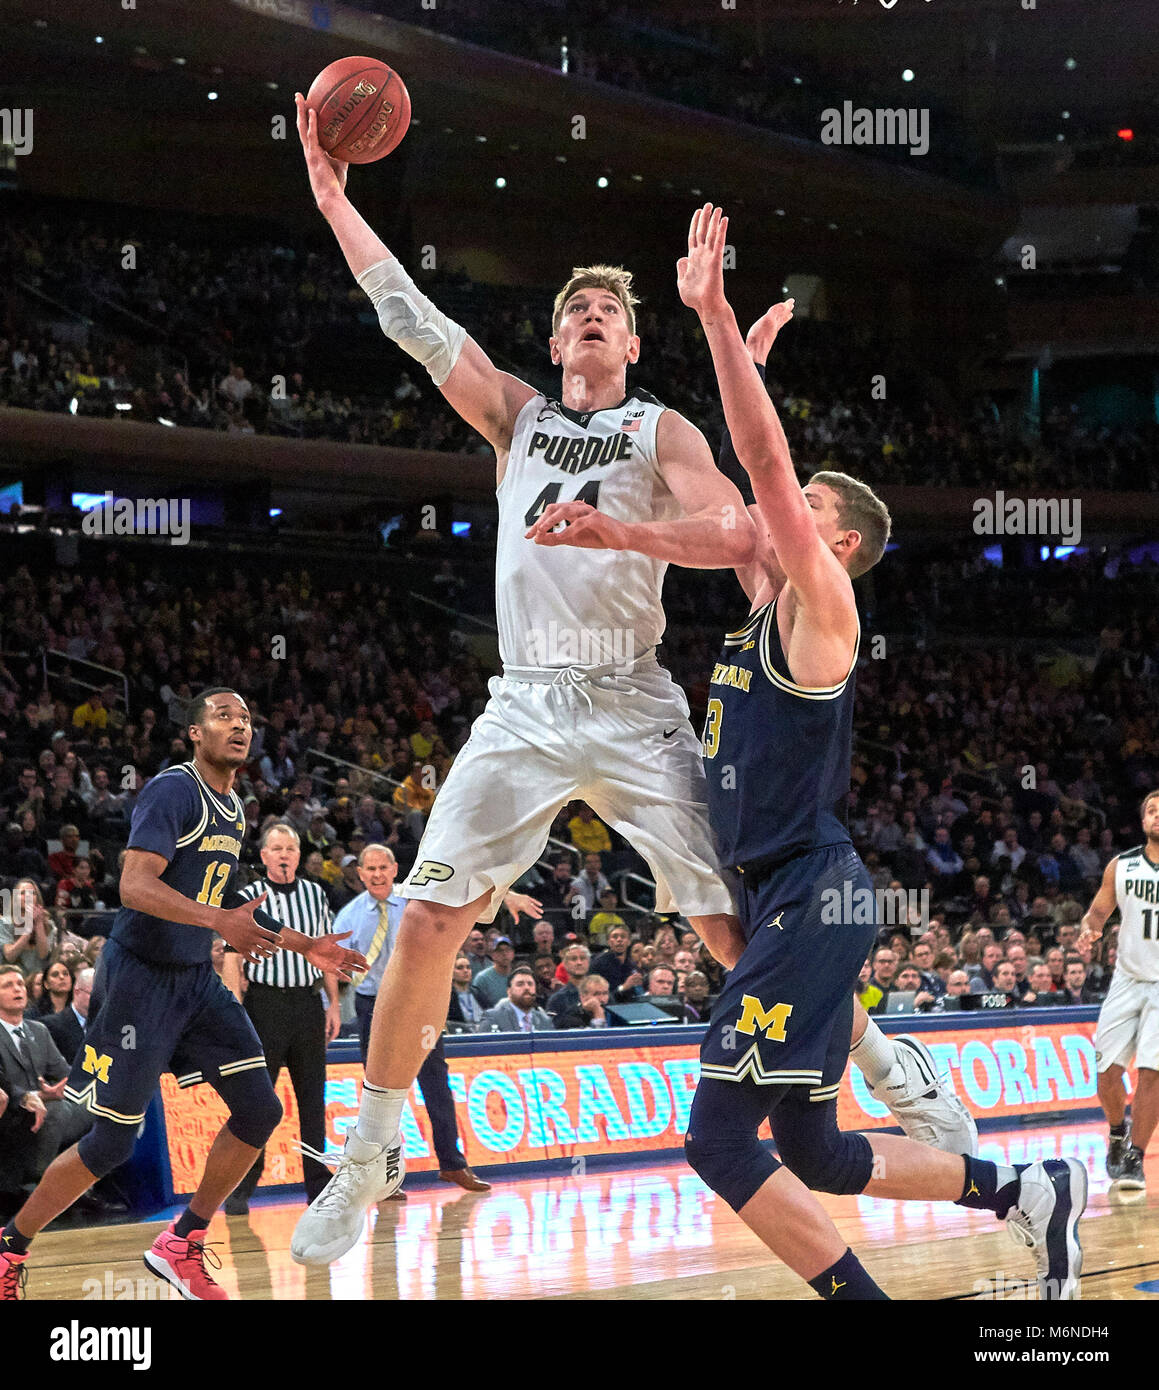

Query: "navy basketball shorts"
(699, 842), (879, 1093)
(64, 936), (267, 1128)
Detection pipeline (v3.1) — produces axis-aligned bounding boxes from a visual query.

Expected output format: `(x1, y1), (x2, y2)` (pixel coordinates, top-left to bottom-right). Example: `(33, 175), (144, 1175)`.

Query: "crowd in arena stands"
(3, 202), (1156, 496)
(0, 532), (1154, 1082)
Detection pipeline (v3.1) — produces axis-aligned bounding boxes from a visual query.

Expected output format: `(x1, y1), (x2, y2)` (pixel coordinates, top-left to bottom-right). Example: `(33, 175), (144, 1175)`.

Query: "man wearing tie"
(334, 844), (490, 1195)
(44, 967), (93, 1067)
(0, 966), (90, 1191)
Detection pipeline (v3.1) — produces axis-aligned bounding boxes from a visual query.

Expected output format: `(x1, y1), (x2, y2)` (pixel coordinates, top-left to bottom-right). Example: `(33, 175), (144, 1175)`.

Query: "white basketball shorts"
(399, 659), (736, 923)
(1093, 968), (1159, 1072)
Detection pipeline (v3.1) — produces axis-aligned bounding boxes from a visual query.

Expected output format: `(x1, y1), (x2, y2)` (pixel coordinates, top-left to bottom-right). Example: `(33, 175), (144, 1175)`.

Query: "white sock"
(354, 1081), (408, 1150)
(850, 1016), (896, 1086)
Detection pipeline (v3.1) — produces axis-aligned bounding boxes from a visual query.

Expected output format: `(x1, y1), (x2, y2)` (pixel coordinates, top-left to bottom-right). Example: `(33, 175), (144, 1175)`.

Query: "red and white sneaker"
(143, 1222), (228, 1301)
(0, 1249), (28, 1301)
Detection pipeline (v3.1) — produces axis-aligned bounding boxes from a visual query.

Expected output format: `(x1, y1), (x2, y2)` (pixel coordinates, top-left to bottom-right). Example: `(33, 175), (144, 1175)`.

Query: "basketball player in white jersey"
(290, 100), (970, 1264)
(1079, 789), (1159, 1189)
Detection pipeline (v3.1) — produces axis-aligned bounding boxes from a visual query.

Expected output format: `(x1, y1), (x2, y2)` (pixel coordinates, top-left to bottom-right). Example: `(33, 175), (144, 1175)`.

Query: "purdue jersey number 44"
(495, 390), (681, 670)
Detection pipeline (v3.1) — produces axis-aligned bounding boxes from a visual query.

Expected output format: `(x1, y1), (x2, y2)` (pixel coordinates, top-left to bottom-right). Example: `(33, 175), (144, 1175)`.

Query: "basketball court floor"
(22, 1119), (1157, 1301)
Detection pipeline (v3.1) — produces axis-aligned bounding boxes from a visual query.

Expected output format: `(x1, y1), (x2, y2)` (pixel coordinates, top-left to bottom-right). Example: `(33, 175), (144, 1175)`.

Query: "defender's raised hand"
(745, 299), (796, 367)
(677, 204), (729, 317)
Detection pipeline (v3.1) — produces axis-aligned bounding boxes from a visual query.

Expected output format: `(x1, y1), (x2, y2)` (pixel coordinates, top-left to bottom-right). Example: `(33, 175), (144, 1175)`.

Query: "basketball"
(304, 56), (411, 164)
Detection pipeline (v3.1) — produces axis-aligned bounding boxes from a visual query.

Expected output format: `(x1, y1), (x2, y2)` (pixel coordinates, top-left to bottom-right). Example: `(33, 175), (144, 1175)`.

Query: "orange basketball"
(305, 56), (411, 164)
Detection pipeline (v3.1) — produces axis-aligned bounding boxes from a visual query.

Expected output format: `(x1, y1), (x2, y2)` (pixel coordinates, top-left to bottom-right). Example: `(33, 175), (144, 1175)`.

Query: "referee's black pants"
(355, 991), (467, 1172)
(236, 983), (330, 1203)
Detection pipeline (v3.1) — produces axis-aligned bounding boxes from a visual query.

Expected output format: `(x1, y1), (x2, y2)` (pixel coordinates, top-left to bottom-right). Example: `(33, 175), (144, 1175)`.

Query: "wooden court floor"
(21, 1120), (1159, 1301)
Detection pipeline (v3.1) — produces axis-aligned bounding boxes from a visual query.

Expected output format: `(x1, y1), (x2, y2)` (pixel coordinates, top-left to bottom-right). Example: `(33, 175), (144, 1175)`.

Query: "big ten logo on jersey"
(409, 860), (454, 886)
(734, 995), (793, 1042)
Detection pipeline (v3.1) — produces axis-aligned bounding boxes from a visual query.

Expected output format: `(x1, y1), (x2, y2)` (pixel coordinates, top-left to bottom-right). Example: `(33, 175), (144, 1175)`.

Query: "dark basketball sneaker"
(1005, 1158), (1087, 1300)
(1117, 1146), (1146, 1191)
(1106, 1128), (1131, 1181)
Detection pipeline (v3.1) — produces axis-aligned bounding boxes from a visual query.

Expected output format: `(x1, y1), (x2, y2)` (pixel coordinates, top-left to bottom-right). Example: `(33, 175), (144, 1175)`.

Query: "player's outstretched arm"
(296, 94), (535, 454)
(275, 927), (368, 983)
(1078, 856), (1118, 948)
(119, 850), (281, 964)
(525, 412), (756, 568)
(678, 205), (852, 628)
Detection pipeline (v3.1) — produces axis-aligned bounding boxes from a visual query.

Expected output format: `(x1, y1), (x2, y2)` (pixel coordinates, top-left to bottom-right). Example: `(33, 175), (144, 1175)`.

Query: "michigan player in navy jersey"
(0, 689), (365, 1302)
(538, 205), (1088, 1301)
(1079, 789), (1159, 1189)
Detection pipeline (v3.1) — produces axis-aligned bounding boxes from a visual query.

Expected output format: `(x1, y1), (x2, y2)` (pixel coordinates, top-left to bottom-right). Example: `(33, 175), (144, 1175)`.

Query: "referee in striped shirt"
(222, 821), (339, 1213)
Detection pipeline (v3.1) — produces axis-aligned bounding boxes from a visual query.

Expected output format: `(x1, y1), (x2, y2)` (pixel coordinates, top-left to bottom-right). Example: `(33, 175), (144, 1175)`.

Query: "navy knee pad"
(217, 1068), (283, 1149)
(771, 1097), (874, 1195)
(684, 1078), (782, 1213)
(77, 1117), (138, 1179)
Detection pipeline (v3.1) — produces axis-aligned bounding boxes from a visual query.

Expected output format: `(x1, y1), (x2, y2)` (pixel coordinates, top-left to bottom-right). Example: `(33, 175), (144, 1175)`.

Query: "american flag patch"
(621, 417), (641, 433)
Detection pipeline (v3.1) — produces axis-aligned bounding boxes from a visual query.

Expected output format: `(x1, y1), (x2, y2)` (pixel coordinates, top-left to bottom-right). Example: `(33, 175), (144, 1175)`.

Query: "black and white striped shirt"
(236, 876), (333, 988)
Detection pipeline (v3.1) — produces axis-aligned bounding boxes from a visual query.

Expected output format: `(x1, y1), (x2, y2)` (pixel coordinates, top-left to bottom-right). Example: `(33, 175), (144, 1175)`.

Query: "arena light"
(207, 91), (218, 101)
(269, 508), (283, 519)
(157, 417), (176, 428)
(94, 35), (104, 44)
(1065, 57), (1077, 70)
(114, 401), (132, 410)
(495, 177), (507, 188)
(1118, 129), (1135, 142)
(902, 69), (914, 82)
(597, 176), (608, 188)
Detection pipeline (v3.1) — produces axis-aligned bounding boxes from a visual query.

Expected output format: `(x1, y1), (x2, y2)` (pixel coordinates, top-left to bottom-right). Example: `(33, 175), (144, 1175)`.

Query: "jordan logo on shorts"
(768, 911), (785, 931)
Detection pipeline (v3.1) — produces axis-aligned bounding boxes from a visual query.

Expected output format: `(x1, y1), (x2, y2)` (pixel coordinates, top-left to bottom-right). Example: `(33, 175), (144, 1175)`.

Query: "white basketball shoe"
(867, 1033), (979, 1156)
(290, 1132), (405, 1266)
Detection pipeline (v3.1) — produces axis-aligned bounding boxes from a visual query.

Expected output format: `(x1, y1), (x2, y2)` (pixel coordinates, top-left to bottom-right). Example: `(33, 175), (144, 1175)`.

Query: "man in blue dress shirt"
(333, 844), (489, 1195)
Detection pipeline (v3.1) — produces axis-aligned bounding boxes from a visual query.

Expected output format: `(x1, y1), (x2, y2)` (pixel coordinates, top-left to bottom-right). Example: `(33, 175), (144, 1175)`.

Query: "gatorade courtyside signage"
(158, 1018), (1122, 1196)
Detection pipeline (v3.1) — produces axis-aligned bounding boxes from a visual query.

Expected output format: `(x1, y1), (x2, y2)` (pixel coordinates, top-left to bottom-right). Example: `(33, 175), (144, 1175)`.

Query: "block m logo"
(734, 995), (793, 1043)
(82, 1045), (113, 1084)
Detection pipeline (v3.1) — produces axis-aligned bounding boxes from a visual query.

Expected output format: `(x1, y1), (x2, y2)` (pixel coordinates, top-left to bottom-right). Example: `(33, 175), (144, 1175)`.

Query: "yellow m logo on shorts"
(734, 995), (793, 1043)
(82, 1045), (113, 1084)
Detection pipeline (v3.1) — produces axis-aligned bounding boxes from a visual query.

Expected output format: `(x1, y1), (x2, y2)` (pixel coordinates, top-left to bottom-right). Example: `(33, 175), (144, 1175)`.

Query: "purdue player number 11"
(1080, 788), (1159, 1190)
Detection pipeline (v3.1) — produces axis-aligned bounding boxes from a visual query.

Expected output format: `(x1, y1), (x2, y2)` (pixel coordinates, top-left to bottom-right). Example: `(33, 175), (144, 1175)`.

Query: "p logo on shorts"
(409, 860), (455, 886)
(734, 995), (794, 1043)
(82, 1045), (113, 1084)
